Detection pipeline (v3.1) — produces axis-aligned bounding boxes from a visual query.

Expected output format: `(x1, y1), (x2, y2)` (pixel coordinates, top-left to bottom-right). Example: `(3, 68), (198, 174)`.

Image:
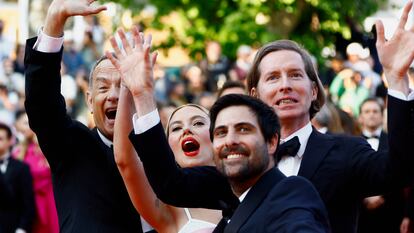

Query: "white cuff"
(33, 28), (64, 53)
(388, 88), (414, 101)
(132, 109), (160, 134)
(15, 228), (27, 233)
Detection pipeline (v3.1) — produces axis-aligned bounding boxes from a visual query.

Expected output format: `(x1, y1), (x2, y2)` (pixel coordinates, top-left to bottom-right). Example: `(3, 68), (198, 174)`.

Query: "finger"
(109, 36), (123, 59)
(131, 26), (141, 50)
(143, 45), (151, 68)
(397, 0), (413, 30)
(375, 20), (385, 47)
(139, 32), (145, 45)
(118, 29), (132, 54)
(91, 6), (107, 14)
(144, 34), (152, 50)
(83, 5), (107, 15)
(151, 51), (158, 67)
(105, 51), (121, 70)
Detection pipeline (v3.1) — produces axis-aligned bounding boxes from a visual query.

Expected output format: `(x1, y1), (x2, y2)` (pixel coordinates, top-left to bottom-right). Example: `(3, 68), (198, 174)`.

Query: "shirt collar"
(97, 129), (113, 148)
(281, 122), (313, 158)
(362, 128), (382, 138)
(239, 188), (251, 202)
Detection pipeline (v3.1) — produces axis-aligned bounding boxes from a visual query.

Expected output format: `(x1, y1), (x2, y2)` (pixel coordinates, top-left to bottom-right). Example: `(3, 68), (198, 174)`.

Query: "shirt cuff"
(33, 28), (64, 53)
(132, 109), (160, 134)
(15, 228), (27, 233)
(388, 89), (414, 101)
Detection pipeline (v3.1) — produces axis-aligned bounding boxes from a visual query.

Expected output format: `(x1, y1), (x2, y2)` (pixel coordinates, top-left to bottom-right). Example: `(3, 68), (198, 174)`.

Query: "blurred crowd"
(1, 13), (414, 232)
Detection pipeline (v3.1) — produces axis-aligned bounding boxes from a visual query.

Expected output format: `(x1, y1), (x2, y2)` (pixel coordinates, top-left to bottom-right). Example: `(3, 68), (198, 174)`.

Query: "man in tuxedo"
(24, 0), (155, 232)
(359, 98), (388, 151)
(0, 122), (35, 233)
(208, 94), (329, 232)
(357, 97), (404, 233)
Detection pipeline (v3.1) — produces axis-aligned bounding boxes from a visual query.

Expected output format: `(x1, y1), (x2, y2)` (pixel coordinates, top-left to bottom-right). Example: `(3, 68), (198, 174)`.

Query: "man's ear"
(267, 133), (278, 156)
(86, 90), (93, 114)
(312, 81), (318, 101)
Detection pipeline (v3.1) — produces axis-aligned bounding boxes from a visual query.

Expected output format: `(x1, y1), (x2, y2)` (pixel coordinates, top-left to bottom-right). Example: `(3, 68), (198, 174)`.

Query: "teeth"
(226, 154), (244, 159)
(279, 99), (294, 105)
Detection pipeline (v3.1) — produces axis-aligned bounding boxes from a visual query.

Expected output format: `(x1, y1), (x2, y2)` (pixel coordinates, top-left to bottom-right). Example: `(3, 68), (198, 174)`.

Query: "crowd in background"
(1, 12), (414, 232)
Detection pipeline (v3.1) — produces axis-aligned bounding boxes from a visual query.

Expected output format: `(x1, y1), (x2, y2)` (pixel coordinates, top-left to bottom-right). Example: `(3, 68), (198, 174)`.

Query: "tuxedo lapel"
(298, 129), (334, 179)
(224, 168), (284, 233)
(377, 131), (389, 152)
(4, 158), (15, 181)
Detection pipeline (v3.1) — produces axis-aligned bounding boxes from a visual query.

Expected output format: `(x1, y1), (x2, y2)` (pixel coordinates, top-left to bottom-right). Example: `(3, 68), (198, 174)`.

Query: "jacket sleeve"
(129, 122), (238, 209)
(24, 37), (77, 167)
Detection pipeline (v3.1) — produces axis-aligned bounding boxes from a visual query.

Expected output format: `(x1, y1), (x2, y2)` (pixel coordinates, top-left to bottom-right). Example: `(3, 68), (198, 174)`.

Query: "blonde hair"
(165, 104), (210, 138)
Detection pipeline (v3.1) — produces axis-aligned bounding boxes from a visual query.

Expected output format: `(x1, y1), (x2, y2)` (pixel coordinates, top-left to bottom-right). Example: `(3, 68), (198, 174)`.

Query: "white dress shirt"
(362, 128), (382, 151)
(0, 152), (10, 174)
(277, 122), (313, 177)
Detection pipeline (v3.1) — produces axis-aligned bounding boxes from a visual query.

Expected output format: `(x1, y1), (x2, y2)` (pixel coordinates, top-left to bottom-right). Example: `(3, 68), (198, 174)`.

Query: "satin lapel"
(224, 168), (284, 233)
(298, 129), (335, 179)
(4, 158), (15, 181)
(378, 131), (389, 152)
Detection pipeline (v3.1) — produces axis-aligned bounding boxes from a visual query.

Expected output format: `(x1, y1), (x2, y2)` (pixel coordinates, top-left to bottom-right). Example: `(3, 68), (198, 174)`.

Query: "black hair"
(359, 97), (384, 114)
(209, 94), (280, 143)
(217, 80), (246, 97)
(0, 122), (12, 139)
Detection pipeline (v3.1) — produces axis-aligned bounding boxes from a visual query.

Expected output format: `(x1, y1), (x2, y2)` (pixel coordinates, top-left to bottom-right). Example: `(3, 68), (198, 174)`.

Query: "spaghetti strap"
(184, 208), (192, 220)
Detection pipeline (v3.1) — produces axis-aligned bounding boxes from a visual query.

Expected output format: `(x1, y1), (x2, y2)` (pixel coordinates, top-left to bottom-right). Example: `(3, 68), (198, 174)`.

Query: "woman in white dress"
(114, 72), (221, 233)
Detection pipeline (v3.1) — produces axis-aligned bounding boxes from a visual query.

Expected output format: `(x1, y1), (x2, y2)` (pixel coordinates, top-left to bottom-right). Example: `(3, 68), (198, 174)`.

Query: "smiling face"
(86, 59), (120, 141)
(251, 50), (317, 130)
(212, 105), (276, 182)
(167, 106), (214, 168)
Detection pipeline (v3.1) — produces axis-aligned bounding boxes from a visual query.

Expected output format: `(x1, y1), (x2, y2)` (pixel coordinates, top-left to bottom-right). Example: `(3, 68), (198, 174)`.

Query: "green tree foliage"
(111, 0), (386, 61)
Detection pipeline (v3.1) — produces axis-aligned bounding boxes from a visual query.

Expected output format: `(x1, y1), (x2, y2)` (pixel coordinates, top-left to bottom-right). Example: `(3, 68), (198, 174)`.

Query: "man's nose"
(107, 85), (119, 101)
(225, 130), (239, 146)
(279, 75), (292, 92)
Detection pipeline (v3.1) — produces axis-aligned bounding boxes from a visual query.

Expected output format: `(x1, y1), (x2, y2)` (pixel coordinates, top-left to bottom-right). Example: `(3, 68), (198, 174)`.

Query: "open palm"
(107, 27), (157, 97)
(49, 0), (106, 18)
(376, 1), (414, 80)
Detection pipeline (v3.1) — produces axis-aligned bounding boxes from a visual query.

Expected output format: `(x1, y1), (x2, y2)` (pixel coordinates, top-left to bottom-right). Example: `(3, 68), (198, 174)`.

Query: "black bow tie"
(276, 136), (301, 161)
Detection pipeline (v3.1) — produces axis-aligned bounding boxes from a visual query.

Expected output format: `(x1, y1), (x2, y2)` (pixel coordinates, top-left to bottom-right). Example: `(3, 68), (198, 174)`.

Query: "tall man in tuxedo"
(110, 2), (414, 233)
(24, 0), (155, 232)
(0, 122), (35, 233)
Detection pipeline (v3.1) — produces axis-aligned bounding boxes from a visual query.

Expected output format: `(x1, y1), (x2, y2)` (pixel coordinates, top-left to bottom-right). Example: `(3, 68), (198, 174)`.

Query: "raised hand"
(376, 0), (414, 95)
(106, 26), (158, 116)
(44, 0), (106, 37)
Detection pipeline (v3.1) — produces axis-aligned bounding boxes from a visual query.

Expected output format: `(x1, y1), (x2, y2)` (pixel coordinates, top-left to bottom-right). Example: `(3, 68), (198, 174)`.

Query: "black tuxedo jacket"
(24, 37), (145, 233)
(0, 157), (35, 233)
(220, 168), (330, 233)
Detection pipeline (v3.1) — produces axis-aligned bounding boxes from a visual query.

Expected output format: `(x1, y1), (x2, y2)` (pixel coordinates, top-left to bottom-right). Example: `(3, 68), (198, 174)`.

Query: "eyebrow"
(169, 115), (208, 127)
(94, 77), (110, 84)
(214, 122), (255, 130)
